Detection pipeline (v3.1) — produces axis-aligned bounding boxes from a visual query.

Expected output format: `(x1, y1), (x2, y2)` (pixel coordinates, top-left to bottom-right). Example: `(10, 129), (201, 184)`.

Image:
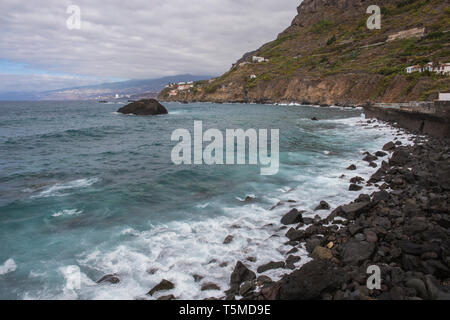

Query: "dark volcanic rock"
(97, 274), (120, 284)
(340, 201), (371, 219)
(285, 228), (305, 241)
(347, 164), (357, 170)
(285, 255), (301, 269)
(117, 99), (168, 116)
(363, 154), (378, 162)
(223, 235), (234, 244)
(314, 200), (330, 211)
(147, 279), (174, 296)
(280, 209), (303, 225)
(349, 184), (363, 191)
(229, 261), (256, 294)
(278, 260), (345, 300)
(375, 151), (388, 157)
(342, 239), (375, 265)
(201, 282), (221, 291)
(382, 141), (396, 151)
(350, 176), (364, 184)
(389, 149), (410, 166)
(257, 261), (285, 273)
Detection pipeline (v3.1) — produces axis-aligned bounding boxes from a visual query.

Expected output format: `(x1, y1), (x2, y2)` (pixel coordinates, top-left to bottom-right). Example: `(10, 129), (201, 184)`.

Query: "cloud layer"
(0, 0), (300, 92)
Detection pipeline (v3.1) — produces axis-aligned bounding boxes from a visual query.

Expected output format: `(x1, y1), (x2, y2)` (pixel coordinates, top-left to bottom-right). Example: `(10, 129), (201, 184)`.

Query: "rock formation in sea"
(117, 99), (168, 116)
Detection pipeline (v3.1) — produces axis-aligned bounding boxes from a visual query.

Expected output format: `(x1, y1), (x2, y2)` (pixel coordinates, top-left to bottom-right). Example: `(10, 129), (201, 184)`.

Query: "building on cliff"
(406, 62), (450, 74)
(252, 56), (269, 63)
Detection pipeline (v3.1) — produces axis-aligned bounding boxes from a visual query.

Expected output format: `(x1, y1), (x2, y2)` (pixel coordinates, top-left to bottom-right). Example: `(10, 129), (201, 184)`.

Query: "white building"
(252, 56), (269, 63)
(439, 93), (450, 101)
(406, 65), (423, 73)
(406, 62), (450, 74)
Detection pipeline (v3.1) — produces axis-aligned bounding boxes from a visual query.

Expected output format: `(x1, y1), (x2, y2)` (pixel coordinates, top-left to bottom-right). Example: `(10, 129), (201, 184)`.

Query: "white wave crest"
(0, 259), (17, 275)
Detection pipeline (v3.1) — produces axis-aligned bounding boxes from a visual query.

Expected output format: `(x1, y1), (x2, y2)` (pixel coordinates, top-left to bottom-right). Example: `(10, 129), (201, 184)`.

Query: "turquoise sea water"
(0, 101), (408, 299)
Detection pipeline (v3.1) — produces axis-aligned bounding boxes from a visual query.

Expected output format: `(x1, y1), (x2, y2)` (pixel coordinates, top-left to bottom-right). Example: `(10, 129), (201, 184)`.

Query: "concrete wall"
(364, 105), (450, 138)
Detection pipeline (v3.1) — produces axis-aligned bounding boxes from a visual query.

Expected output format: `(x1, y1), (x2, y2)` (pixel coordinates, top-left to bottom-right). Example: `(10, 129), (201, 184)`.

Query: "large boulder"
(280, 209), (303, 225)
(229, 261), (256, 294)
(342, 239), (375, 265)
(117, 99), (168, 116)
(278, 260), (345, 300)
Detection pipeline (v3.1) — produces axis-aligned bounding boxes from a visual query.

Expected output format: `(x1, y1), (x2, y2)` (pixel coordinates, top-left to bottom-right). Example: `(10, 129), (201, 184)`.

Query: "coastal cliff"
(159, 0), (450, 105)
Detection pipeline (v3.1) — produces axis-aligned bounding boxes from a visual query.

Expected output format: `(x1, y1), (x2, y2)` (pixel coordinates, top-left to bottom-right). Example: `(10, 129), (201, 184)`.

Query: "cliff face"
(159, 0), (450, 105)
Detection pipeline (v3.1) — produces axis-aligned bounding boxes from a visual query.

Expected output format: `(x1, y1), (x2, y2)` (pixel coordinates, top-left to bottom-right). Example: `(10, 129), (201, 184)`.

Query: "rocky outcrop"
(117, 99), (168, 116)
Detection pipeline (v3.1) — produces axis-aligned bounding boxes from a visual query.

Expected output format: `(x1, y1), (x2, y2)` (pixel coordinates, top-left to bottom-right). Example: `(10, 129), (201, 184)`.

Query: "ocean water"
(0, 101), (411, 300)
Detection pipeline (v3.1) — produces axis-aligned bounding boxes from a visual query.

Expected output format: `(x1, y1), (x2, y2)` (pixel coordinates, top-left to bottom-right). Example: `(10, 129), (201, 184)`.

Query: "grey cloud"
(0, 0), (300, 91)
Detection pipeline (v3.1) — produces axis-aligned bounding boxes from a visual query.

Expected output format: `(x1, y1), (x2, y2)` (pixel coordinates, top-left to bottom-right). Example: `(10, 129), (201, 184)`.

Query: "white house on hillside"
(406, 62), (450, 74)
(439, 93), (450, 101)
(252, 56), (269, 63)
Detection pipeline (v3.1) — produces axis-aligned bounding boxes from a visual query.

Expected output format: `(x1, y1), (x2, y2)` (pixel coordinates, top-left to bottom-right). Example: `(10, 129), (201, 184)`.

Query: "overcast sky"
(0, 0), (300, 93)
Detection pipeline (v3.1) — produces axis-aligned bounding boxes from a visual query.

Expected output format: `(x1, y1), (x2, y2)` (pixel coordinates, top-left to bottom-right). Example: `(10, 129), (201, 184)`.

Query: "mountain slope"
(159, 0), (450, 105)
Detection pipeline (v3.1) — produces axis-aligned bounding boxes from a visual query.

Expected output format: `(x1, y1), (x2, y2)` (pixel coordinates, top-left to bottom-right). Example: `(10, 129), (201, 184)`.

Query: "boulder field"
(226, 123), (450, 300)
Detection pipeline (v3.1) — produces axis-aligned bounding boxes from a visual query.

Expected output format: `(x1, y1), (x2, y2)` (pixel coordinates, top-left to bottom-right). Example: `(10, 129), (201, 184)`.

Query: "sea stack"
(117, 99), (168, 116)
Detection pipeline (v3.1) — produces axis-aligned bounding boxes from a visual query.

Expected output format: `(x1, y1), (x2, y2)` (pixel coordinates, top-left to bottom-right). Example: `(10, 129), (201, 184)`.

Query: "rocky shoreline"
(223, 121), (450, 300)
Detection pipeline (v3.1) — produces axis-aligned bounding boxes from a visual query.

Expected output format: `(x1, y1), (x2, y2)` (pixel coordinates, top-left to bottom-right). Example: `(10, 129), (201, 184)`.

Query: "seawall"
(364, 102), (450, 138)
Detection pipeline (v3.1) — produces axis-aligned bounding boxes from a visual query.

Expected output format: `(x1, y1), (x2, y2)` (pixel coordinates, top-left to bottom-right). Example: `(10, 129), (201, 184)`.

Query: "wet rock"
(364, 230), (378, 243)
(372, 190), (390, 202)
(278, 260), (345, 300)
(286, 228), (305, 241)
(311, 117), (319, 121)
(349, 184), (363, 191)
(311, 246), (333, 260)
(356, 193), (370, 202)
(257, 275), (273, 286)
(223, 235), (234, 244)
(118, 99), (168, 116)
(201, 282), (221, 291)
(375, 151), (388, 157)
(405, 278), (428, 299)
(257, 261), (285, 273)
(342, 239), (375, 265)
(350, 176), (364, 184)
(229, 261), (256, 294)
(281, 209), (303, 225)
(314, 200), (330, 211)
(97, 274), (120, 284)
(340, 201), (371, 219)
(369, 162), (377, 168)
(382, 141), (396, 151)
(157, 294), (175, 300)
(347, 164), (357, 170)
(390, 149), (410, 166)
(285, 255), (301, 269)
(398, 240), (440, 256)
(148, 279), (175, 296)
(363, 154), (378, 162)
(193, 274), (204, 282)
(239, 280), (256, 296)
(261, 283), (281, 300)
